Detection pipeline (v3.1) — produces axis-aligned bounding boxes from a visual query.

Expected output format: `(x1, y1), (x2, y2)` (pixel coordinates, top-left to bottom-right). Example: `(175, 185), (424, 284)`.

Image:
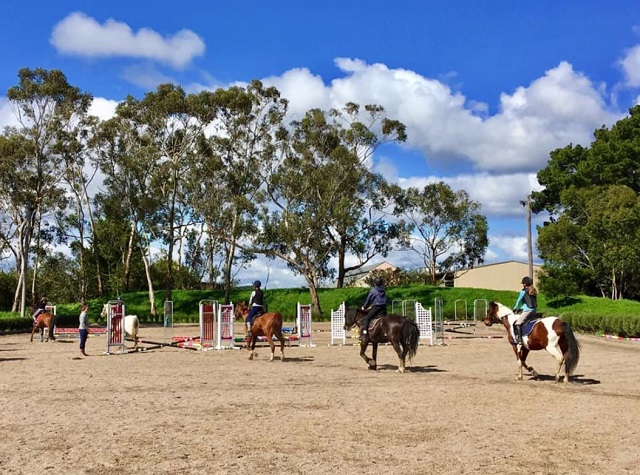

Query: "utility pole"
(519, 195), (534, 281)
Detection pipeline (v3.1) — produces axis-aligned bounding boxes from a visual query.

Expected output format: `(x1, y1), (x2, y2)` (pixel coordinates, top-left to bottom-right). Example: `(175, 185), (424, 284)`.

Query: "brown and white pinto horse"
(343, 307), (420, 373)
(484, 301), (580, 383)
(30, 312), (56, 342)
(234, 302), (285, 362)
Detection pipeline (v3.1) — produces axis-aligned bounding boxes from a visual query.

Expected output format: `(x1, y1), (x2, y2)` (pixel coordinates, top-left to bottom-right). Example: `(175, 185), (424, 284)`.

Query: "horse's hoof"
(368, 365), (377, 371)
(248, 354), (254, 360)
(531, 371), (539, 378)
(396, 368), (405, 374)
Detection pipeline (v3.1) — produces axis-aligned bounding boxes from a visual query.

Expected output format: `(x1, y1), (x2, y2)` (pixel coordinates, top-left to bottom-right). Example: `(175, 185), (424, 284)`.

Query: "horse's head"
(343, 307), (365, 330)
(234, 302), (249, 321)
(484, 301), (511, 326)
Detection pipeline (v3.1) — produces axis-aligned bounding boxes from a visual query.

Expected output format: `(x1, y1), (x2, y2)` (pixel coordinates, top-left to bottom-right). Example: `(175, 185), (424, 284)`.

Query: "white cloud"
(262, 58), (622, 174)
(0, 98), (18, 129)
(88, 97), (118, 120)
(50, 12), (205, 69)
(620, 44), (640, 87)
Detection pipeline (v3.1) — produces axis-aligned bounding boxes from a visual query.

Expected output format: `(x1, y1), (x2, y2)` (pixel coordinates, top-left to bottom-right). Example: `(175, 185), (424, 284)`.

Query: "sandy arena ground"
(1, 321), (639, 475)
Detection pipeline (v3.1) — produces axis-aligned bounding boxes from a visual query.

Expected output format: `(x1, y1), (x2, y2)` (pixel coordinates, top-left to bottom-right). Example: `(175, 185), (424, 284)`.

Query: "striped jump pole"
(199, 300), (218, 349)
(216, 303), (235, 350)
(296, 303), (315, 347)
(106, 300), (126, 354)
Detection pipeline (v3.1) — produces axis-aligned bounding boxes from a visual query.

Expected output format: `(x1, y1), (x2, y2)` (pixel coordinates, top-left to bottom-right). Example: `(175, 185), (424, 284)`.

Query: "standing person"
(79, 304), (89, 357)
(245, 280), (264, 336)
(512, 276), (538, 344)
(32, 295), (48, 322)
(360, 277), (387, 341)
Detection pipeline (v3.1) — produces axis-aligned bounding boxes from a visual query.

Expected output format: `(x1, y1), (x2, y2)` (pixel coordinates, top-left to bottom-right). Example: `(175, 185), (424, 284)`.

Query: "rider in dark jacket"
(32, 295), (48, 322)
(246, 280), (264, 336)
(360, 277), (387, 341)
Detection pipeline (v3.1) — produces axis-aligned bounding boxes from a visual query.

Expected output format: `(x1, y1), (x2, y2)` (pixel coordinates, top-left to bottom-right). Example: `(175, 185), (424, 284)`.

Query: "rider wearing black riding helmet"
(512, 276), (538, 344)
(360, 276), (387, 341)
(32, 294), (48, 321)
(245, 280), (264, 336)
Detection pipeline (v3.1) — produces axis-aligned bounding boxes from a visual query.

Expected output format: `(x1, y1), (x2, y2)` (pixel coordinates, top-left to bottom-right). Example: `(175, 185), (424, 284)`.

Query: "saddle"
(364, 316), (384, 332)
(513, 317), (542, 341)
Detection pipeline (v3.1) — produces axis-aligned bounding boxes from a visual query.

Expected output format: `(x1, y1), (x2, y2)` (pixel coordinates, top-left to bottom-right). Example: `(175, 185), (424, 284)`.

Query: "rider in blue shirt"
(360, 277), (387, 341)
(512, 276), (538, 344)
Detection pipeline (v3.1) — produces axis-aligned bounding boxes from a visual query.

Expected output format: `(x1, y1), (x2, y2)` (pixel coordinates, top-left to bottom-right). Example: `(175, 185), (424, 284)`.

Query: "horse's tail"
(562, 321), (580, 375)
(402, 318), (420, 362)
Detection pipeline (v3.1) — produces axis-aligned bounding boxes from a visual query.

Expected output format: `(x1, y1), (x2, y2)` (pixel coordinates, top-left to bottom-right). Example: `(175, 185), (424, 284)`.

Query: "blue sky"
(2, 1), (640, 288)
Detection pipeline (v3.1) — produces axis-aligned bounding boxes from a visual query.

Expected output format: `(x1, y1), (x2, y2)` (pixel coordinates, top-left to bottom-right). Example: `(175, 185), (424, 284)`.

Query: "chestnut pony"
(31, 312), (56, 342)
(234, 302), (285, 361)
(343, 307), (420, 373)
(484, 301), (580, 383)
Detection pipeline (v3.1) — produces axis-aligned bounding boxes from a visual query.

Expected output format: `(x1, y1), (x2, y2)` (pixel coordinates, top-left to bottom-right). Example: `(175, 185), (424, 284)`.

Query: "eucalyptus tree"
(115, 84), (217, 302)
(393, 182), (488, 283)
(188, 80), (288, 303)
(54, 113), (102, 301)
(0, 68), (92, 315)
(324, 103), (408, 288)
(257, 109), (353, 313)
(90, 113), (164, 314)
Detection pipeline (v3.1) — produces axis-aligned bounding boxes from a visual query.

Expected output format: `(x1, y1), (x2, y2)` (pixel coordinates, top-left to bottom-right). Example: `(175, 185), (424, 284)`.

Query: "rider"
(245, 280), (264, 336)
(32, 295), (48, 322)
(512, 276), (538, 344)
(360, 277), (387, 341)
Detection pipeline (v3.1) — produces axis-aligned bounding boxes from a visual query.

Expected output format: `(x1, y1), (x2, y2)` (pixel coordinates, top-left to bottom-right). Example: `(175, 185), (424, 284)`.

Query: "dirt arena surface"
(1, 321), (639, 475)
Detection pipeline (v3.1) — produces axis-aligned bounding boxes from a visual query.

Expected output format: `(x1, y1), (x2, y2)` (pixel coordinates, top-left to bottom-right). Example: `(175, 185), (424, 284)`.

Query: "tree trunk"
(140, 236), (157, 320)
(83, 181), (103, 296)
(123, 220), (136, 292)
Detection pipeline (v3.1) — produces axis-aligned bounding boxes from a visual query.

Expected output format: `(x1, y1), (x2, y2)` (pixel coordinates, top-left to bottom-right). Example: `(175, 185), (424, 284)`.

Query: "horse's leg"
(267, 327), (276, 362)
(273, 325), (285, 362)
(369, 342), (378, 371)
(546, 342), (566, 382)
(391, 339), (405, 374)
(359, 340), (373, 367)
(247, 335), (254, 360)
(30, 324), (36, 342)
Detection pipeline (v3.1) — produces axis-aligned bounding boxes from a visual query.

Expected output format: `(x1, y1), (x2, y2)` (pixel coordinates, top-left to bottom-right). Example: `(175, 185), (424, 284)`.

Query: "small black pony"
(343, 307), (420, 373)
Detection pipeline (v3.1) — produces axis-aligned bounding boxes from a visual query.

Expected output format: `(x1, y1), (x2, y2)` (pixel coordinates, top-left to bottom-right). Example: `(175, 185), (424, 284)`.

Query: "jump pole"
(216, 303), (235, 350)
(106, 300), (126, 354)
(415, 301), (433, 346)
(199, 300), (218, 350)
(296, 302), (315, 347)
(330, 302), (347, 346)
(163, 300), (174, 344)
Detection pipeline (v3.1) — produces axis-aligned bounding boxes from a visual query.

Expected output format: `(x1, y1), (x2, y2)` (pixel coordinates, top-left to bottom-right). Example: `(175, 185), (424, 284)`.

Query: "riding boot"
(514, 324), (522, 344)
(359, 329), (367, 342)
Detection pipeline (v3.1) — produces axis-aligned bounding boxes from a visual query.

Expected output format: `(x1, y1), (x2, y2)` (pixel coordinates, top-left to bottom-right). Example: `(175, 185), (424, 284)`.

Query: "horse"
(101, 304), (139, 350)
(30, 312), (56, 342)
(234, 301), (285, 361)
(343, 307), (420, 373)
(484, 301), (581, 383)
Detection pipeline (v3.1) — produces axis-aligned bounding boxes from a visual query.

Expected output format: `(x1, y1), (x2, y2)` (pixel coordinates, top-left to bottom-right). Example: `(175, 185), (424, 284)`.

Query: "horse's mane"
(492, 302), (513, 319)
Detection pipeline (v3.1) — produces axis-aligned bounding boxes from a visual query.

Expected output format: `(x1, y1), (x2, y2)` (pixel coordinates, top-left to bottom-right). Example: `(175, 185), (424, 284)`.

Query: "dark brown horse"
(343, 307), (420, 373)
(30, 312), (56, 342)
(234, 302), (285, 361)
(484, 301), (580, 382)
